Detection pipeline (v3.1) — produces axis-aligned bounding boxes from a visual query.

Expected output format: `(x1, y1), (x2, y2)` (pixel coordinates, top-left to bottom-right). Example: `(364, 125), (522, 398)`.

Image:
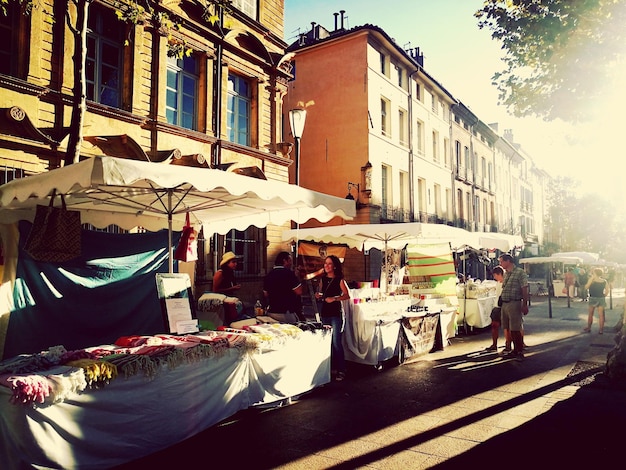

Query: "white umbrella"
(0, 156), (356, 272)
(283, 222), (475, 252)
(519, 256), (584, 265)
(283, 222), (475, 291)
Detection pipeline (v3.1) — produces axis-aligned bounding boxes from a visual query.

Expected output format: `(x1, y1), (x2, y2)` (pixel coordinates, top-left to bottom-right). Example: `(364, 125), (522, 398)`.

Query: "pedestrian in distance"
(263, 251), (304, 323)
(583, 267), (608, 334)
(315, 255), (350, 381)
(498, 253), (529, 361)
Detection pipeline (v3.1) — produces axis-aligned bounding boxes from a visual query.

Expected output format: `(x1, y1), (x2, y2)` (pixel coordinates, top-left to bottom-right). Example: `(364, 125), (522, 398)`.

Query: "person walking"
(485, 266), (506, 352)
(498, 253), (529, 361)
(315, 255), (350, 381)
(583, 267), (608, 334)
(263, 251), (304, 323)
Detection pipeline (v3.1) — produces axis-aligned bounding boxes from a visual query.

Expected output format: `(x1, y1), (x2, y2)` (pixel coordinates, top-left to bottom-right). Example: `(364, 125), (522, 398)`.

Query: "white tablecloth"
(457, 296), (497, 328)
(342, 300), (409, 366)
(0, 331), (331, 469)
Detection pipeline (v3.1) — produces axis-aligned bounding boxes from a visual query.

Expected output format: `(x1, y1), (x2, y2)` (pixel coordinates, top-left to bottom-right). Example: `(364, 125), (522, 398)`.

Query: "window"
(415, 120), (424, 156)
(380, 51), (389, 76)
(432, 130), (439, 162)
(455, 140), (462, 173)
(431, 94), (438, 114)
(398, 109), (407, 146)
(434, 184), (441, 217)
(397, 66), (404, 88)
(380, 97), (390, 137)
(443, 137), (449, 167)
(0, 7), (17, 76)
(231, 0), (257, 19)
(381, 165), (390, 208)
(415, 83), (422, 102)
(464, 146), (470, 178)
(86, 6), (124, 107)
(399, 171), (408, 214)
(224, 227), (265, 276)
(166, 55), (199, 130)
(0, 165), (24, 184)
(227, 73), (252, 145)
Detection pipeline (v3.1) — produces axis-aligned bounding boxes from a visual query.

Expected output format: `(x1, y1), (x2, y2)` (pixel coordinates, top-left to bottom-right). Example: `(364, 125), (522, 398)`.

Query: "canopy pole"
(168, 190), (173, 274)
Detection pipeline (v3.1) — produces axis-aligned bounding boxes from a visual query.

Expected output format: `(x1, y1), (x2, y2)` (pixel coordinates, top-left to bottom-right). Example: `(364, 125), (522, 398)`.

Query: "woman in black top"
(583, 268), (607, 334)
(315, 255), (350, 381)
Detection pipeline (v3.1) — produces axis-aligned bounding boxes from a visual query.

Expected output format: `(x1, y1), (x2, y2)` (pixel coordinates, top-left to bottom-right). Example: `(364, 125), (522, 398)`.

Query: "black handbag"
(24, 189), (82, 263)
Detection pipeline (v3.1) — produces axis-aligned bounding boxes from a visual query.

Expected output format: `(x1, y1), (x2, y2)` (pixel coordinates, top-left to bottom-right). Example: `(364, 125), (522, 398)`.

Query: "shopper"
(485, 266), (507, 351)
(583, 268), (608, 334)
(213, 251), (242, 295)
(498, 253), (529, 361)
(263, 251), (304, 323)
(315, 255), (350, 381)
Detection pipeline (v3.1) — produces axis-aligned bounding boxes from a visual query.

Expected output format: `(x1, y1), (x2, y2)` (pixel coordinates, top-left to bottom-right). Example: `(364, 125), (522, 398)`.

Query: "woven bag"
(24, 189), (82, 263)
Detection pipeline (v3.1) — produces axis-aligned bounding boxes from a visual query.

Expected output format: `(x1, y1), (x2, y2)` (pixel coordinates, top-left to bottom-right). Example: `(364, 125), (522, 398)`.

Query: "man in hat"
(213, 251), (242, 295)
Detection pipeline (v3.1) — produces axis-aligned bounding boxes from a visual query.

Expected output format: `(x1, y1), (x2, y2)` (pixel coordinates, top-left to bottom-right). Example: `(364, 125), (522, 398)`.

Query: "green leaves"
(476, 0), (626, 122)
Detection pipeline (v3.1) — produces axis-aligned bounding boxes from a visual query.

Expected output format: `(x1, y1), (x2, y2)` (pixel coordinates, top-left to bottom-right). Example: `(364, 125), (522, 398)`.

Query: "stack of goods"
(0, 321), (328, 407)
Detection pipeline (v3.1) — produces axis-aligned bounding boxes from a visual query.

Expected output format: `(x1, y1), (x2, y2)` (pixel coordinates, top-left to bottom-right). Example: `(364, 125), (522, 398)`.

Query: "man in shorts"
(498, 253), (529, 361)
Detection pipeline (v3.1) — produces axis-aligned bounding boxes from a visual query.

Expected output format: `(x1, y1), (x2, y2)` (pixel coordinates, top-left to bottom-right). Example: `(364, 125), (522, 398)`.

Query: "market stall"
(0, 155), (355, 359)
(341, 296), (408, 366)
(0, 325), (331, 469)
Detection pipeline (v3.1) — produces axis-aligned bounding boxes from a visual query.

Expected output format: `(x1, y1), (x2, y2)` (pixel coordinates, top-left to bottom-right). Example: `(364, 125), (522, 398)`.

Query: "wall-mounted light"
(345, 182), (360, 201)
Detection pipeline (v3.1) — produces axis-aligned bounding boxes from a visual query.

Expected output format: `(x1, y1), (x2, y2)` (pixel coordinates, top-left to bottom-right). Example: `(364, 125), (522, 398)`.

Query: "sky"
(284, 0), (625, 203)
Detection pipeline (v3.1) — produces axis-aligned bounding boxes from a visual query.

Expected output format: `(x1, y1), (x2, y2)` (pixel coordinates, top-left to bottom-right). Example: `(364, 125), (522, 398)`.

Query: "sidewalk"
(115, 292), (626, 469)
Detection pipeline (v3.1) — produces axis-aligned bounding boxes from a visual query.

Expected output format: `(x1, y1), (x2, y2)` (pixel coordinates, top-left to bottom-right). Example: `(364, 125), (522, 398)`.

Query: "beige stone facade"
(0, 0), (295, 302)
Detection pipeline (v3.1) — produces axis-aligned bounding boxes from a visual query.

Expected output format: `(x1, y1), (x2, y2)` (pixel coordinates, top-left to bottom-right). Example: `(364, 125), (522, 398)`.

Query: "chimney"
(334, 12), (339, 31)
(340, 10), (345, 29)
(504, 129), (514, 142)
(311, 22), (317, 40)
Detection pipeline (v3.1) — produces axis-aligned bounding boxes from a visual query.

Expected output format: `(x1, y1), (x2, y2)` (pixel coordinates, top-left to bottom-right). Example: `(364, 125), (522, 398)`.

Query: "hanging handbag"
(174, 212), (198, 262)
(24, 189), (82, 262)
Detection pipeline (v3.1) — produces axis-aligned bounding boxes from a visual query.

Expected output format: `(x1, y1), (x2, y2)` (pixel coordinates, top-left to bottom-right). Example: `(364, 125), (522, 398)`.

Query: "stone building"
(0, 0), (301, 301)
(282, 13), (547, 272)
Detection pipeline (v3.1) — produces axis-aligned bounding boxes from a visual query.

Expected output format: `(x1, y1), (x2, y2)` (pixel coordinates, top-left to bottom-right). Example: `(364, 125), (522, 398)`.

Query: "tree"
(476, 0), (626, 122)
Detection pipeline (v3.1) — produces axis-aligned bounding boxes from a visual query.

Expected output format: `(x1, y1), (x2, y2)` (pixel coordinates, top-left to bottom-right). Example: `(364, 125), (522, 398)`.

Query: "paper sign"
(176, 320), (199, 334)
(165, 298), (193, 333)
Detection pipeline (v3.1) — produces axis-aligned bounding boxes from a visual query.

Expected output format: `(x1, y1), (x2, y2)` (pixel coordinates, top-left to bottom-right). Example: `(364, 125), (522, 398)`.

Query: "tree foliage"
(544, 176), (626, 262)
(476, 0), (626, 122)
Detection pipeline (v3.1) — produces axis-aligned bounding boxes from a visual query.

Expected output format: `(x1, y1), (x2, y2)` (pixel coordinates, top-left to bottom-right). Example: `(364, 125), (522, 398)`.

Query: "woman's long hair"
(326, 255), (344, 279)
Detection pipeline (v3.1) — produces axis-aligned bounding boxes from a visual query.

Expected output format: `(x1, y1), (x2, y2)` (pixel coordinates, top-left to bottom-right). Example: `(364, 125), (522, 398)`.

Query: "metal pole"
(168, 190), (173, 273)
(548, 268), (553, 318)
(294, 136), (301, 186)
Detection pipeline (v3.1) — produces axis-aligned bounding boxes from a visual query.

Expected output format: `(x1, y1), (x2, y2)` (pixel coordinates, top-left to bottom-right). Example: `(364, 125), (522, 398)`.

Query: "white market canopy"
(551, 251), (600, 264)
(0, 156), (356, 233)
(0, 156), (357, 272)
(518, 256), (584, 265)
(282, 222), (477, 252)
(468, 231), (524, 252)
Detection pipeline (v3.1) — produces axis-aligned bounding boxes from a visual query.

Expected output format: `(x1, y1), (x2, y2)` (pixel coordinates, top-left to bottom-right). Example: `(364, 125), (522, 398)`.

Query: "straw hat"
(220, 251), (240, 266)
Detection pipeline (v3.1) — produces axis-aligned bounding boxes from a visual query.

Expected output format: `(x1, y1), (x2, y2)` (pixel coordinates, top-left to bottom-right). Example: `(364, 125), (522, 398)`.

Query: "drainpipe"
(408, 66), (419, 221)
(211, 4), (225, 169)
(211, 3), (225, 273)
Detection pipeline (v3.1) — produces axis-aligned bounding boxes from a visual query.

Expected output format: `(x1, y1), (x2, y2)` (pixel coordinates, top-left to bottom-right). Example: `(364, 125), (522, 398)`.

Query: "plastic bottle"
(254, 300), (264, 316)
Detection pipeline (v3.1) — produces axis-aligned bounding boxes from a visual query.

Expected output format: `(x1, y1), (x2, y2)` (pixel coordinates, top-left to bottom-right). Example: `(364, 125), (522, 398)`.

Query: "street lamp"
(289, 108), (307, 185)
